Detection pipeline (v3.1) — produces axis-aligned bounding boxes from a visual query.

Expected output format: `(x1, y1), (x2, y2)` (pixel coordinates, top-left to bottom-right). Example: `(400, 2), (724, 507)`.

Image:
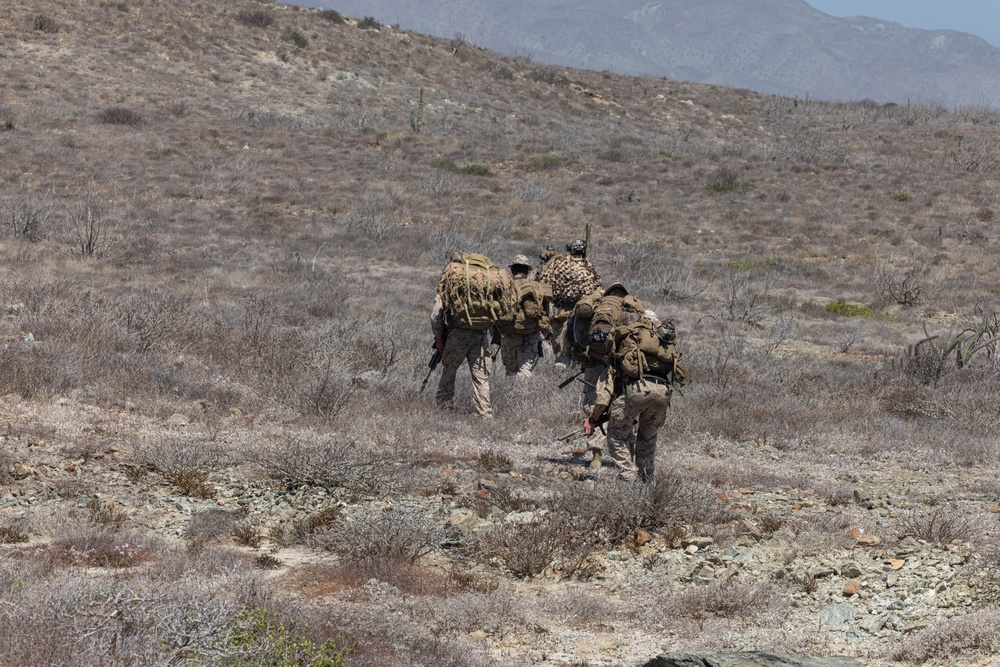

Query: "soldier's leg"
(435, 334), (467, 407)
(580, 363), (605, 466)
(634, 385), (670, 482)
(516, 332), (541, 376)
(468, 331), (493, 418)
(549, 316), (566, 356)
(606, 394), (642, 481)
(500, 334), (519, 375)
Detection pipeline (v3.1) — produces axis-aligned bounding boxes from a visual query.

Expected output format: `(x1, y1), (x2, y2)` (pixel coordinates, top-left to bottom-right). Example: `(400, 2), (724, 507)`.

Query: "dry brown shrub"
(890, 610), (1000, 662)
(895, 508), (979, 546)
(311, 507), (441, 563)
(47, 528), (160, 568)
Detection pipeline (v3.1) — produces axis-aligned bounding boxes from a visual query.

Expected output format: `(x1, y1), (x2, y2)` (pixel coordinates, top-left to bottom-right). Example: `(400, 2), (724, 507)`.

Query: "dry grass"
(2, 0), (1000, 664)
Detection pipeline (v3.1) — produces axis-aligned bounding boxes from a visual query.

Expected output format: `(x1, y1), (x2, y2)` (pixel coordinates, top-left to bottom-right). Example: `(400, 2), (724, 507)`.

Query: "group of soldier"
(429, 241), (682, 483)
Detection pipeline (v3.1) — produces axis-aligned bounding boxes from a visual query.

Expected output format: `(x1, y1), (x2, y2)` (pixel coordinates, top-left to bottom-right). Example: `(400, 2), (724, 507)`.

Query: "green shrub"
(223, 606), (353, 666)
(282, 27), (308, 49)
(97, 106), (143, 126)
(357, 16), (381, 30)
(524, 155), (562, 172)
(0, 525), (28, 543)
(430, 159), (493, 176)
(319, 9), (345, 24)
(705, 167), (746, 193)
(33, 14), (59, 33)
(0, 119), (13, 133)
(891, 191), (914, 202)
(236, 9), (273, 28)
(823, 299), (874, 318)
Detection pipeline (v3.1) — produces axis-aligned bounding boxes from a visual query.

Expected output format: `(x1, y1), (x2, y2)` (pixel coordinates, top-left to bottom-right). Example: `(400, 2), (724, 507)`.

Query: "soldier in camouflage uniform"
(499, 255), (551, 377)
(584, 309), (673, 483)
(431, 294), (494, 418)
(431, 252), (517, 418)
(534, 240), (602, 368)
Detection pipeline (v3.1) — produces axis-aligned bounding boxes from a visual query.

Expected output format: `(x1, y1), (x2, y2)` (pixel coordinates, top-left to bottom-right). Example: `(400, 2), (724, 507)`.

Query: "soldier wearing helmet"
(534, 240), (602, 368)
(497, 255), (552, 377)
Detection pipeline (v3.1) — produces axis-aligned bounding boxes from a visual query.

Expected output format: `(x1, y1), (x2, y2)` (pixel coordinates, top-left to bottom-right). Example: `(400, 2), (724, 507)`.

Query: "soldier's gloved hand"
(583, 418), (594, 436)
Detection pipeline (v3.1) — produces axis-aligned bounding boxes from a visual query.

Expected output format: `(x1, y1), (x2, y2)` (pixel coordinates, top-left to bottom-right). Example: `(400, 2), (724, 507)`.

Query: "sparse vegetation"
(2, 1), (1000, 665)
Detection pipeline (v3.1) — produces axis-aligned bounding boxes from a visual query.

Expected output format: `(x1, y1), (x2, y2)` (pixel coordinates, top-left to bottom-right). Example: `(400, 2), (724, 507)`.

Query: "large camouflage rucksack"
(437, 252), (518, 331)
(571, 291), (644, 363)
(612, 317), (687, 390)
(534, 253), (602, 312)
(504, 278), (552, 335)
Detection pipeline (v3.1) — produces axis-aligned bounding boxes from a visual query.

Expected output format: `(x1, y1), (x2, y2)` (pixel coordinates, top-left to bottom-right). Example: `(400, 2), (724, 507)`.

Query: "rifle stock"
(556, 412), (609, 442)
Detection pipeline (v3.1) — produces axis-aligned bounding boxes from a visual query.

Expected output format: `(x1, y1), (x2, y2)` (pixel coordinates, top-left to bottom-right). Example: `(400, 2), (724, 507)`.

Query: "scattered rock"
(819, 602), (856, 627)
(642, 651), (865, 667)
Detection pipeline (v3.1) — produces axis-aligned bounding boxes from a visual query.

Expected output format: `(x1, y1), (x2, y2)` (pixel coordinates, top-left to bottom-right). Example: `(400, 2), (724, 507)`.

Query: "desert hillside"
(1, 1), (1000, 666)
(304, 0), (1000, 107)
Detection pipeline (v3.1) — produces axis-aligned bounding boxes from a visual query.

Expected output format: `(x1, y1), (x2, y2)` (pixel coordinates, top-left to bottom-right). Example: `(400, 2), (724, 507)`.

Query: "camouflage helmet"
(566, 240), (587, 257)
(509, 254), (532, 274)
(603, 281), (629, 296)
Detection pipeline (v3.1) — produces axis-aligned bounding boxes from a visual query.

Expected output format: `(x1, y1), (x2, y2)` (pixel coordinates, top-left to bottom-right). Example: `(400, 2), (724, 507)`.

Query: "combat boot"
(588, 448), (602, 469)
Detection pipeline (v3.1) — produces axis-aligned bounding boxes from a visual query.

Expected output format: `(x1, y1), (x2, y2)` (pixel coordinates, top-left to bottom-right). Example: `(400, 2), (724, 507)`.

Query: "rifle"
(557, 409), (609, 442)
(557, 369), (584, 389)
(419, 336), (445, 392)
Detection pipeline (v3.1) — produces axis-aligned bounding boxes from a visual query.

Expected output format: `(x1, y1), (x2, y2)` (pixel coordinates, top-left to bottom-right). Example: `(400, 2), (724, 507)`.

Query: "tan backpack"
(437, 252), (518, 331)
(506, 278), (552, 335)
(612, 317), (687, 390)
(572, 292), (643, 363)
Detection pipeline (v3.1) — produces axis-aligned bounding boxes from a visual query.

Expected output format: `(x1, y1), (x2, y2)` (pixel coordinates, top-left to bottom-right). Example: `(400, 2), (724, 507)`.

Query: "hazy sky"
(807, 1), (1000, 47)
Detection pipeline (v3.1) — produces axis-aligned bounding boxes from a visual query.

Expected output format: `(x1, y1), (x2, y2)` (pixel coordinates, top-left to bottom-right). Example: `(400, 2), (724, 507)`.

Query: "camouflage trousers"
(500, 331), (541, 377)
(436, 328), (493, 417)
(605, 379), (671, 482)
(579, 363), (606, 452)
(549, 311), (570, 361)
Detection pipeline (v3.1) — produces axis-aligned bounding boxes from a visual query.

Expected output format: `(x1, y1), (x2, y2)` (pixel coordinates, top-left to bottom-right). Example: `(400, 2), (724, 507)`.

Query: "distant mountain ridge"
(297, 0), (1000, 107)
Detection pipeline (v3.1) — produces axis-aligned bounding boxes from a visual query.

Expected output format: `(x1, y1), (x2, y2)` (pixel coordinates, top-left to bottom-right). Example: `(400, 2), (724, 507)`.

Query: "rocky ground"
(3, 393), (999, 667)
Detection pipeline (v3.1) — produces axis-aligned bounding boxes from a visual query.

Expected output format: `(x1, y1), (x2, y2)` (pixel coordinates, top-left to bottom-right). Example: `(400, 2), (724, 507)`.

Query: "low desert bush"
(705, 166), (747, 193)
(86, 496), (129, 528)
(311, 507), (440, 563)
(97, 106), (143, 126)
(476, 513), (598, 578)
(551, 472), (729, 546)
(0, 523), (29, 543)
(430, 159), (493, 176)
(133, 438), (228, 497)
(891, 610), (1000, 662)
(258, 435), (395, 492)
(282, 27), (309, 49)
(186, 508), (245, 543)
(33, 14), (59, 33)
(895, 508), (978, 546)
(357, 16), (381, 30)
(823, 299), (874, 318)
(524, 155), (562, 172)
(47, 528), (160, 568)
(236, 9), (274, 28)
(426, 588), (526, 641)
(222, 605), (353, 665)
(319, 10), (345, 24)
(660, 579), (785, 623)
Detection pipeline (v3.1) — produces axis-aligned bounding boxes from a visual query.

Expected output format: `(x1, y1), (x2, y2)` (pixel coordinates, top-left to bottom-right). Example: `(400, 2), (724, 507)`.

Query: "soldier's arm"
(584, 366), (614, 434)
(430, 295), (447, 352)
